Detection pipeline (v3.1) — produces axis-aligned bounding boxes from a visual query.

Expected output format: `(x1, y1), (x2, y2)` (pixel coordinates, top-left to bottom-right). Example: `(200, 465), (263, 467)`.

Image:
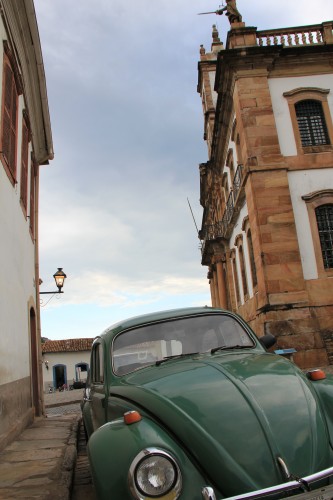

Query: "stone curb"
(60, 416), (80, 500)
(45, 399), (81, 409)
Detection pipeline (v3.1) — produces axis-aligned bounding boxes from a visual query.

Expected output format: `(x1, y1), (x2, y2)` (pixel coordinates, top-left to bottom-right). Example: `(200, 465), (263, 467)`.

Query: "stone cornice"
(283, 87), (330, 97)
(302, 189), (333, 202)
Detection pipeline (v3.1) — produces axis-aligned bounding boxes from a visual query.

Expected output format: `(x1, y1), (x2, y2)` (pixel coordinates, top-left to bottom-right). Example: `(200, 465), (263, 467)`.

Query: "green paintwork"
(83, 307), (333, 499)
(88, 417), (209, 499)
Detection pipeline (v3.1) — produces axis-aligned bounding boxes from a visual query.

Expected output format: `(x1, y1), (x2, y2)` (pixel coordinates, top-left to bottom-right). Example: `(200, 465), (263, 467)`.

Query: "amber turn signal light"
(124, 410), (142, 425)
(307, 369), (326, 381)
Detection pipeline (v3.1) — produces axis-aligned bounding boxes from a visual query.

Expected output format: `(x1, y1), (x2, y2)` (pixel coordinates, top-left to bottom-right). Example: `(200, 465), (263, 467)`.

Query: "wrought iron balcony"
(200, 165), (244, 252)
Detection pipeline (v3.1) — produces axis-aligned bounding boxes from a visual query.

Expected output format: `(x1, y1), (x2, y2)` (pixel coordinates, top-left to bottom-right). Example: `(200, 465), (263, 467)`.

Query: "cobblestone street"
(71, 421), (96, 500)
(44, 389), (96, 499)
(44, 388), (82, 418)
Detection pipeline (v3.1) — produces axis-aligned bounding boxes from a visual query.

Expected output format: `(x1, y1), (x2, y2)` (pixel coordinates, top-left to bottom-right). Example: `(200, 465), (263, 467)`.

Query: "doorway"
(75, 362), (89, 382)
(53, 364), (67, 389)
(30, 307), (40, 415)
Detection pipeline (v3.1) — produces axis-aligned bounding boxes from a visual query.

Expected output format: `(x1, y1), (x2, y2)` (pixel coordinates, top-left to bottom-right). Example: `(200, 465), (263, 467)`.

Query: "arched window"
(226, 148), (235, 182)
(231, 118), (237, 142)
(283, 87), (333, 154)
(230, 251), (240, 306)
(246, 228), (258, 288)
(295, 100), (330, 147)
(315, 204), (333, 269)
(222, 172), (229, 205)
(302, 190), (333, 278)
(238, 244), (248, 298)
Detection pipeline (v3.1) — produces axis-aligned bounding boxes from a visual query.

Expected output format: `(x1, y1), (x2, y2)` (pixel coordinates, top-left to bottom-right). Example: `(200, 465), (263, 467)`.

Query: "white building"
(42, 339), (93, 392)
(0, 0), (53, 450)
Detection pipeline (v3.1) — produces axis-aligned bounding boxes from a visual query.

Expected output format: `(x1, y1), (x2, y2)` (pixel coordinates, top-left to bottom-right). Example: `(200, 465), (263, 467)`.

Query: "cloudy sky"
(34, 0), (331, 340)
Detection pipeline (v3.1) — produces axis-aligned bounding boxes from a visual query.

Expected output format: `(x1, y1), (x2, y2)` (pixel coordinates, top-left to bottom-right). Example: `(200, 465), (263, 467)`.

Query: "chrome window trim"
(128, 447), (182, 500)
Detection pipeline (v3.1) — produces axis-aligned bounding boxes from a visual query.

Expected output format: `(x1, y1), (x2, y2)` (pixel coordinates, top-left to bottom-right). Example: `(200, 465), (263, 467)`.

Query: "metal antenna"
(187, 198), (199, 236)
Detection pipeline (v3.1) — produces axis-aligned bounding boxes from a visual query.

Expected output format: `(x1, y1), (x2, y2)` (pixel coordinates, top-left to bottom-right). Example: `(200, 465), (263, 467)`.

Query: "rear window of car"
(112, 314), (254, 375)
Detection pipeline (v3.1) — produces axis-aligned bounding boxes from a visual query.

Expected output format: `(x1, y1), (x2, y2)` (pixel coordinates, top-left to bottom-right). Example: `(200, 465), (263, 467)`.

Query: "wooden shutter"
(29, 164), (35, 237)
(20, 118), (29, 211)
(1, 59), (18, 179)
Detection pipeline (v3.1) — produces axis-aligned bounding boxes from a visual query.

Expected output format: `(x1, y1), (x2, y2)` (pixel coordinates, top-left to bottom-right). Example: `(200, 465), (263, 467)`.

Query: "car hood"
(111, 352), (331, 497)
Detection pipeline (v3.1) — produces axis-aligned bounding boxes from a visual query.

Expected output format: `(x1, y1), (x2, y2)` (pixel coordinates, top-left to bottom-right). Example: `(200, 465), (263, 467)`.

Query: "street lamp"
(40, 268), (67, 294)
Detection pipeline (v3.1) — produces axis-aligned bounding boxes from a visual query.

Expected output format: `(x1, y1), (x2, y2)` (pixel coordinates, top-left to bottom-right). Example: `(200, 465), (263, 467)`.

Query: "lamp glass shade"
(53, 268), (67, 290)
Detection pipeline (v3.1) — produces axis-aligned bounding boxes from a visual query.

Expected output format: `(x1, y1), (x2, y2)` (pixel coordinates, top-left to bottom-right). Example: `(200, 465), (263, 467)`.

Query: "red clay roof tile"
(41, 338), (93, 353)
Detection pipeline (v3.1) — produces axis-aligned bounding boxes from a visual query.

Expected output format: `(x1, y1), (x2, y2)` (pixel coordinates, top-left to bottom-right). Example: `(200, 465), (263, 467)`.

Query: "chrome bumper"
(202, 465), (333, 500)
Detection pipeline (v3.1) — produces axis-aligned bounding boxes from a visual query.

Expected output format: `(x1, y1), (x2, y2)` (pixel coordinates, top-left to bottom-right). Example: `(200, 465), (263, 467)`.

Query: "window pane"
(295, 100), (330, 147)
(112, 314), (254, 375)
(316, 204), (333, 269)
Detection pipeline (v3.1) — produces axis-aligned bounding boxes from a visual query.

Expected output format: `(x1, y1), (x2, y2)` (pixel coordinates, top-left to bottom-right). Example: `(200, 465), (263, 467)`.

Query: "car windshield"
(112, 314), (254, 375)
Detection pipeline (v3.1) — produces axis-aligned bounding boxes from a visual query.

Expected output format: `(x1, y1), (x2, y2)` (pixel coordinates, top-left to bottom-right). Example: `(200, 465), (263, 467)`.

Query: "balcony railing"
(200, 164), (244, 249)
(256, 24), (329, 48)
(232, 164), (242, 201)
(224, 191), (234, 224)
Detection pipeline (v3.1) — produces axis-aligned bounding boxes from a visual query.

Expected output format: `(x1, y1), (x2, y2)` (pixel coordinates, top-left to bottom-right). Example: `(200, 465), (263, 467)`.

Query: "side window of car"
(91, 342), (104, 384)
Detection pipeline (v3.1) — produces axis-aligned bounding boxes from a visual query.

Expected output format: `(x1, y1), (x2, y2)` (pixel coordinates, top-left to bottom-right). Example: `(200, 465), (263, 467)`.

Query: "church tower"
(197, 9), (333, 368)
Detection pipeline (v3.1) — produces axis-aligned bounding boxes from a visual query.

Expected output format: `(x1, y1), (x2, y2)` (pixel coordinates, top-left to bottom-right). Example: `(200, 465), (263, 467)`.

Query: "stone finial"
(212, 25), (220, 42)
(211, 24), (224, 52)
(200, 44), (206, 56)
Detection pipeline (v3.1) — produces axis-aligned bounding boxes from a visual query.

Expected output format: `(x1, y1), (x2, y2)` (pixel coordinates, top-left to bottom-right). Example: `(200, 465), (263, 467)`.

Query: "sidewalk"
(0, 414), (79, 499)
(44, 388), (84, 408)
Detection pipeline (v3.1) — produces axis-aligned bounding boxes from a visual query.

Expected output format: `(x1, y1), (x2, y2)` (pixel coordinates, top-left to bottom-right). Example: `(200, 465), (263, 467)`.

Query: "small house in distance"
(42, 338), (93, 391)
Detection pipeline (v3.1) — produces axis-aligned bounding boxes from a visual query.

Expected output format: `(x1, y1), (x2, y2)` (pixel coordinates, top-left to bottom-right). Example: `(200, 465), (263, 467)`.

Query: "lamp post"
(40, 268), (67, 294)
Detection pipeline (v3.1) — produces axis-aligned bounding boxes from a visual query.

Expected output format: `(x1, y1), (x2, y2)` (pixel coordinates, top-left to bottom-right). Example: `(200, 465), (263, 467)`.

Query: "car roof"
(98, 306), (228, 340)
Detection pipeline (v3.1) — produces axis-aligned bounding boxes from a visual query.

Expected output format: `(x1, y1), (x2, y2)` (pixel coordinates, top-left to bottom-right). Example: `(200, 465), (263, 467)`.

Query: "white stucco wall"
(0, 25), (37, 385)
(288, 169), (333, 280)
(209, 71), (218, 108)
(269, 74), (333, 156)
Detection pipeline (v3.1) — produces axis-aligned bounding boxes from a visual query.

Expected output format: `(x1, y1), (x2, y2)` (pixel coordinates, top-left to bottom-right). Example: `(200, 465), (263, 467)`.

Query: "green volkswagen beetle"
(82, 307), (333, 499)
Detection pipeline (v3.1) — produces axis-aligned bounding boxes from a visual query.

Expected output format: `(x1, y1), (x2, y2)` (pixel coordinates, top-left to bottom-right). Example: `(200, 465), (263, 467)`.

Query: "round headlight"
(129, 448), (182, 499)
(136, 454), (176, 496)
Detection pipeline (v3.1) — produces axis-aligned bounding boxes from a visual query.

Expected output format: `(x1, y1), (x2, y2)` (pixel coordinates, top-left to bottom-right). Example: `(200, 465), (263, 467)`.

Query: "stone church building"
(197, 13), (333, 368)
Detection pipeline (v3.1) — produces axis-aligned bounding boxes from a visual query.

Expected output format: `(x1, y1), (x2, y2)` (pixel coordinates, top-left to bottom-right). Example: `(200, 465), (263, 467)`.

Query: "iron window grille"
(295, 100), (330, 147)
(315, 204), (333, 269)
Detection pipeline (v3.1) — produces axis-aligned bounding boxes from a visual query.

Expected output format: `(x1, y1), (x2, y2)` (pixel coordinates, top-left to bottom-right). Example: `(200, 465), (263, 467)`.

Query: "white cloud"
(51, 271), (209, 307)
(35, 0), (332, 338)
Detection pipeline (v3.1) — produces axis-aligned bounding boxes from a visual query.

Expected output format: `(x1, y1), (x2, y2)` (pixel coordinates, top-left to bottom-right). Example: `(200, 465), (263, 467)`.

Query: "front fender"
(87, 415), (213, 500)
(311, 373), (333, 449)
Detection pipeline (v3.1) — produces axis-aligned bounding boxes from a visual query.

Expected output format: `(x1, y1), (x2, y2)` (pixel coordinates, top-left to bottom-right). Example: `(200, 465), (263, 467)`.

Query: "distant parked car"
(81, 307), (333, 500)
(73, 380), (86, 389)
